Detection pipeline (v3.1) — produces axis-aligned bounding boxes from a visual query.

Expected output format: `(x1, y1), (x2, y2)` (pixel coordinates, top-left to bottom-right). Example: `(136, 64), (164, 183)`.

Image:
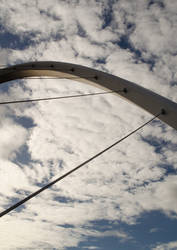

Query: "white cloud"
(83, 247), (99, 250)
(150, 227), (160, 233)
(0, 116), (27, 160)
(153, 240), (177, 250)
(0, 0), (176, 249)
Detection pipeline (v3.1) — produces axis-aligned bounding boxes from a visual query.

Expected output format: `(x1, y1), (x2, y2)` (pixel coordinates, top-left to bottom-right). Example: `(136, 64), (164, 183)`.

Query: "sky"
(0, 0), (177, 249)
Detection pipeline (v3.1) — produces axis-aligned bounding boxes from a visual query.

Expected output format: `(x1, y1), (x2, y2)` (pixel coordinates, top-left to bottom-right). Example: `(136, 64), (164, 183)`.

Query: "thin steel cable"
(0, 110), (164, 218)
(0, 90), (125, 106)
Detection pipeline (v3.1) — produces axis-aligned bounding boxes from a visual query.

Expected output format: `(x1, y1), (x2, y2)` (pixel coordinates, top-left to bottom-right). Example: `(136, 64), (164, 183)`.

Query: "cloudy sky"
(0, 0), (177, 249)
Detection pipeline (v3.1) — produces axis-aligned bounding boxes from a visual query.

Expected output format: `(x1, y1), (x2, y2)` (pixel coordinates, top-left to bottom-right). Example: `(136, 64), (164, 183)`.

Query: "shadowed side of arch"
(0, 61), (177, 130)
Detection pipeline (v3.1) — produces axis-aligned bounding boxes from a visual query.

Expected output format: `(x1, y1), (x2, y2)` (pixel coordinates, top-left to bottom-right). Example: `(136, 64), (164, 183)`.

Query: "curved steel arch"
(0, 61), (177, 130)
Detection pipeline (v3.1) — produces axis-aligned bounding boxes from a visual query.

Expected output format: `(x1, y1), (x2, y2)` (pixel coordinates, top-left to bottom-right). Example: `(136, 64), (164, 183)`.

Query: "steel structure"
(0, 61), (176, 130)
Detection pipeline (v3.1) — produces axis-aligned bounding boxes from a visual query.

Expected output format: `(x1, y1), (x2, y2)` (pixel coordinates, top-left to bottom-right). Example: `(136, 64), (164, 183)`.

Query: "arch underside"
(0, 61), (176, 130)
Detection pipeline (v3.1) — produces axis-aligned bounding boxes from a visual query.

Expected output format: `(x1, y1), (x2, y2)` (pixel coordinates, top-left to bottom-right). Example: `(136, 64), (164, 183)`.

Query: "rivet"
(123, 88), (127, 93)
(161, 109), (166, 115)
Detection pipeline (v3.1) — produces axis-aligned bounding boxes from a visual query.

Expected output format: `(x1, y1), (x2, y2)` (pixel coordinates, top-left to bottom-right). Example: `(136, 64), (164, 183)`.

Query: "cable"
(0, 110), (165, 218)
(0, 90), (125, 106)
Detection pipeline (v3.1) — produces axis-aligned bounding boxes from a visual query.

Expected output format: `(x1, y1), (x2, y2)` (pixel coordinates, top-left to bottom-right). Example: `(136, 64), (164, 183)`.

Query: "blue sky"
(0, 0), (177, 249)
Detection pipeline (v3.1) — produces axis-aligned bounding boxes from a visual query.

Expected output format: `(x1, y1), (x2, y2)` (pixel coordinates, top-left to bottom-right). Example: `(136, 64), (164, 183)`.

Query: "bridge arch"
(0, 61), (176, 130)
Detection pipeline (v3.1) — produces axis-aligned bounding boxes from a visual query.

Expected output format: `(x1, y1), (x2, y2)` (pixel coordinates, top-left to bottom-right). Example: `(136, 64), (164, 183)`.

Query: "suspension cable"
(0, 90), (122, 105)
(0, 110), (165, 218)
(0, 90), (126, 105)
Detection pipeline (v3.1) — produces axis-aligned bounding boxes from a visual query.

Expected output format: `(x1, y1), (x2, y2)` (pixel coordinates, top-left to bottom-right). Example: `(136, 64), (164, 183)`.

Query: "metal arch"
(0, 61), (177, 130)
